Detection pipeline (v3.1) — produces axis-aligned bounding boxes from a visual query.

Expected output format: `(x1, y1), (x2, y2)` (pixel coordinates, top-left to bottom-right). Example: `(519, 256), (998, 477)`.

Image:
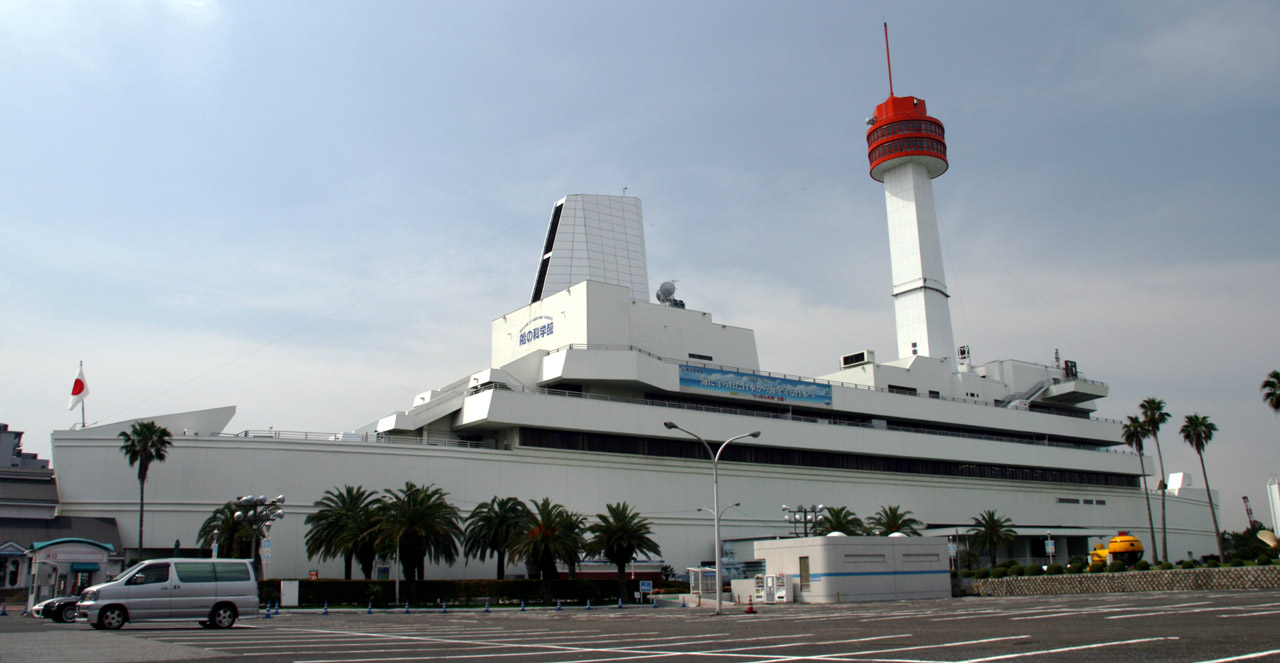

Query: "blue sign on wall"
(518, 315), (555, 346)
(678, 365), (833, 407)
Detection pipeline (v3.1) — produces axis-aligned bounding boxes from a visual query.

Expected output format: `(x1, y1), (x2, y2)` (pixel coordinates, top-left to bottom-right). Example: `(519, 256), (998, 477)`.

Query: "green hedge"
(259, 578), (667, 606)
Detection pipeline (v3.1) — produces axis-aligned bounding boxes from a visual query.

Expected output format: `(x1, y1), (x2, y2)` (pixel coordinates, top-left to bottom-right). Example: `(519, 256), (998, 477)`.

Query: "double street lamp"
(664, 421), (760, 616)
(234, 495), (285, 580)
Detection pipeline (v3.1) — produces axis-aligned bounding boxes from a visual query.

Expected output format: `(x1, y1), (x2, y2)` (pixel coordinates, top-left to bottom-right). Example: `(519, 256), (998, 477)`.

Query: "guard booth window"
(799, 556), (811, 590)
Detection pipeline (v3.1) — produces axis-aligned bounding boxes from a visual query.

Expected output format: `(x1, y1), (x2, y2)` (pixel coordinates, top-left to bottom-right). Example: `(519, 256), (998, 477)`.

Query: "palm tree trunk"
(1197, 451), (1225, 561)
(1137, 454), (1159, 564)
(137, 480), (146, 563)
(496, 550), (506, 580)
(1153, 431), (1169, 562)
(989, 544), (996, 569)
(343, 552), (353, 580)
(616, 563), (627, 603)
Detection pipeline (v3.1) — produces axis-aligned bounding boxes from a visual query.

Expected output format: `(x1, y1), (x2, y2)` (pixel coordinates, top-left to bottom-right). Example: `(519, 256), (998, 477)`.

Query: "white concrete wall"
(51, 417), (1222, 581)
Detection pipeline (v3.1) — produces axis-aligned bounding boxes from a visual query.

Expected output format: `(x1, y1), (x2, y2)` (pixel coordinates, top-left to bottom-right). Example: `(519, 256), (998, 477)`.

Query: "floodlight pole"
(664, 422), (760, 616)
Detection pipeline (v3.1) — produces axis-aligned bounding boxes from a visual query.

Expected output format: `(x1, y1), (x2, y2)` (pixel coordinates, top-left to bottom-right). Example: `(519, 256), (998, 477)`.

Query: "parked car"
(77, 558), (258, 630)
(32, 595), (80, 623)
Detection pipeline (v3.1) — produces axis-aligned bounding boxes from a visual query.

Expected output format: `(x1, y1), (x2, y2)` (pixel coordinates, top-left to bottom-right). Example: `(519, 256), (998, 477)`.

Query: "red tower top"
(866, 95), (948, 182)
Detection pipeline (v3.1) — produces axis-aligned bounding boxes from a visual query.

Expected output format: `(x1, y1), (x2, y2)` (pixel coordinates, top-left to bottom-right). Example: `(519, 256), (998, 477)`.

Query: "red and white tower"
(867, 25), (956, 367)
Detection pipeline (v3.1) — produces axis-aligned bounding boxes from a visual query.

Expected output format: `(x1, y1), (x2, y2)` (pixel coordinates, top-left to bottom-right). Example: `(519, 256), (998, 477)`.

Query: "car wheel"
(210, 603), (237, 629)
(99, 606), (126, 630)
(60, 605), (78, 623)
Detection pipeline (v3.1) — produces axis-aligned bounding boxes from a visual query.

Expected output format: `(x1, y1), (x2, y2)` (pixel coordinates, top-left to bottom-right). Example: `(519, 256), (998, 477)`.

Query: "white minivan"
(77, 558), (259, 629)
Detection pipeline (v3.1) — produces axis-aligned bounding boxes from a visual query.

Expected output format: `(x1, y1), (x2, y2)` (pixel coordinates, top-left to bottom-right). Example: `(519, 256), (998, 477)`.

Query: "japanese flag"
(68, 363), (89, 411)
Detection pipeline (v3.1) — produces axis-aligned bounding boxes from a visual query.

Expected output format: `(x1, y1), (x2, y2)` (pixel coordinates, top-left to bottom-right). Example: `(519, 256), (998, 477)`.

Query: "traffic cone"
(0, 600), (7, 616)
(520, 599), (526, 612)
(556, 600), (562, 611)
(744, 597), (756, 614)
(616, 597), (623, 609)
(585, 598), (591, 610)
(264, 603), (273, 619)
(652, 597), (658, 608)
(484, 601), (490, 613)
(274, 603), (281, 616)
(680, 596), (687, 608)
(322, 601), (329, 615)
(441, 601), (447, 614)
(367, 600), (373, 614)
(404, 601), (410, 614)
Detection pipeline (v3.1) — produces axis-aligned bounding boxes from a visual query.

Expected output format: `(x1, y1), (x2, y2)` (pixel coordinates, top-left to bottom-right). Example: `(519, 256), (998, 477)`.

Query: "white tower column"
(883, 160), (955, 364)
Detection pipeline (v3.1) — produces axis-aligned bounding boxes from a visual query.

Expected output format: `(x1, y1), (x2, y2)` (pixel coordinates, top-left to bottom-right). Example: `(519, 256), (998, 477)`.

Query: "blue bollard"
(367, 600), (373, 614)
(556, 600), (562, 611)
(441, 601), (447, 614)
(484, 601), (490, 613)
(520, 599), (525, 612)
(404, 601), (410, 614)
(323, 601), (329, 615)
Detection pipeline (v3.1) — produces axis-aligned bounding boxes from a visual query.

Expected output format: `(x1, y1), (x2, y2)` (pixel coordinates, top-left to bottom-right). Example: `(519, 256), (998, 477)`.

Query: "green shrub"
(991, 567), (1008, 579)
(1087, 562), (1105, 573)
(958, 569), (974, 578)
(1007, 565), (1024, 577)
(1257, 554), (1273, 566)
(1135, 560), (1151, 571)
(1205, 559), (1220, 568)
(1066, 563), (1084, 574)
(1229, 558), (1245, 567)
(975, 568), (991, 579)
(1179, 560), (1196, 569)
(1159, 561), (1174, 570)
(1106, 560), (1127, 573)
(1045, 564), (1064, 575)
(1026, 565), (1044, 577)
(998, 559), (1017, 569)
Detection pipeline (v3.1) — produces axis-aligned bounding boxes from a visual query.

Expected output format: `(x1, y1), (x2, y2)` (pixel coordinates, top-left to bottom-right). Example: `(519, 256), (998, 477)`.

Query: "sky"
(2, 1), (1278, 532)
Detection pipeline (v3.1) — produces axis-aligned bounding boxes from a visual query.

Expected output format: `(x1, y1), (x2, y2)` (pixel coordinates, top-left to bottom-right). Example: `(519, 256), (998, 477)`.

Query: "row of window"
(130, 561), (251, 585)
(869, 138), (947, 164)
(867, 120), (945, 145)
(518, 428), (1138, 488)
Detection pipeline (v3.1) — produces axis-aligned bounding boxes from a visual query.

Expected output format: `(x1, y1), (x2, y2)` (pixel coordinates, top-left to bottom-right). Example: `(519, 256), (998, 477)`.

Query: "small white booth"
(25, 538), (119, 612)
(751, 534), (949, 603)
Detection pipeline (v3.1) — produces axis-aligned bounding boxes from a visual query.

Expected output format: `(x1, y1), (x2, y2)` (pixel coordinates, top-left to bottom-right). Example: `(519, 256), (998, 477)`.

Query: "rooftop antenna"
(622, 186), (628, 196)
(884, 22), (894, 97)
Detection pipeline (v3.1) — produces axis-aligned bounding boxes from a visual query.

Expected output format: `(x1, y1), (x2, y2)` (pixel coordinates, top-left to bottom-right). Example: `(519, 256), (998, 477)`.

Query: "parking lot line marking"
(951, 636), (1179, 663)
(1107, 602), (1280, 620)
(1193, 649), (1280, 662)
(732, 635), (1026, 662)
(1220, 610), (1280, 618)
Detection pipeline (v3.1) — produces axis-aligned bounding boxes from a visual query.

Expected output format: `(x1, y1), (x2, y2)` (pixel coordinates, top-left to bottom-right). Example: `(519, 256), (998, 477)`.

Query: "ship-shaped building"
(49, 75), (1222, 584)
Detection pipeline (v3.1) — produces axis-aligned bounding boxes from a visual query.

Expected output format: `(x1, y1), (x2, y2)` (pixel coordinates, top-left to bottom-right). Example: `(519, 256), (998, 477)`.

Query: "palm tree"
(197, 502), (254, 559)
(509, 498), (580, 602)
(1122, 416), (1159, 564)
(584, 502), (662, 600)
(559, 510), (588, 578)
(1181, 414), (1224, 561)
(1262, 370), (1280, 415)
(118, 420), (173, 562)
(463, 496), (531, 580)
(1140, 397), (1172, 562)
(305, 485), (381, 580)
(811, 506), (865, 536)
(374, 483), (462, 586)
(968, 510), (1016, 568)
(866, 505), (923, 536)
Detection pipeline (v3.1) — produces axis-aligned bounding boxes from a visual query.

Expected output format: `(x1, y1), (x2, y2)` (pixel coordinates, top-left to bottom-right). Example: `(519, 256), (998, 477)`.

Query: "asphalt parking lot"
(3, 590), (1280, 663)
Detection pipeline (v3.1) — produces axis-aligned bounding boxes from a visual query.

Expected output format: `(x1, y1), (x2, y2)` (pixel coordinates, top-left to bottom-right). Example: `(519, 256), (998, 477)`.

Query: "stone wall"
(970, 566), (1280, 596)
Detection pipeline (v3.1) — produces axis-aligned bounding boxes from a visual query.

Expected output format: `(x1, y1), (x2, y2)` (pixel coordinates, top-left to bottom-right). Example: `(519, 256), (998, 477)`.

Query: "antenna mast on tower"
(884, 22), (895, 97)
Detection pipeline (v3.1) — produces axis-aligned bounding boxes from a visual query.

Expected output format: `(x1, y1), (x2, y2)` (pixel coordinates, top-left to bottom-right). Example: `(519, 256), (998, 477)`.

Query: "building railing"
(229, 429), (497, 450)
(544, 343), (1120, 424)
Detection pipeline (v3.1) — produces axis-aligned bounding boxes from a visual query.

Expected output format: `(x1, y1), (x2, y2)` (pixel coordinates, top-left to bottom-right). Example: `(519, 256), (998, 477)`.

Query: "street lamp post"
(781, 504), (825, 537)
(664, 421), (760, 616)
(233, 495), (285, 579)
